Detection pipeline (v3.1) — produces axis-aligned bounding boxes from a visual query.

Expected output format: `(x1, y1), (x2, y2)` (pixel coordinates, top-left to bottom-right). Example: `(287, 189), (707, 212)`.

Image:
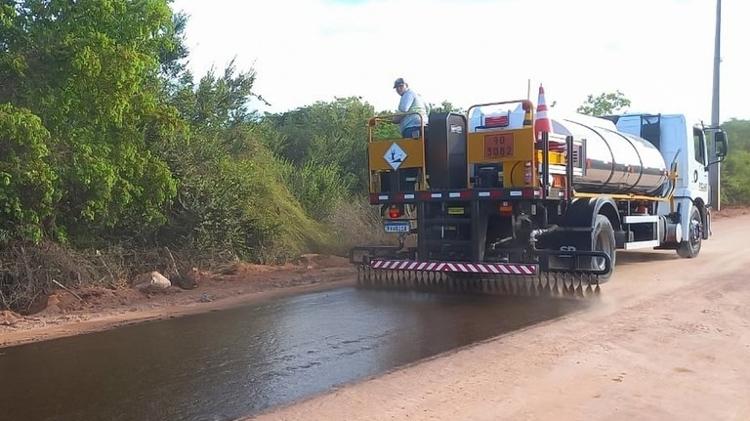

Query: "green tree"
(0, 0), (184, 244)
(430, 100), (464, 114)
(720, 119), (750, 205)
(577, 91), (631, 116)
(268, 97), (375, 189)
(0, 104), (57, 243)
(160, 64), (327, 260)
(280, 159), (352, 221)
(371, 110), (402, 140)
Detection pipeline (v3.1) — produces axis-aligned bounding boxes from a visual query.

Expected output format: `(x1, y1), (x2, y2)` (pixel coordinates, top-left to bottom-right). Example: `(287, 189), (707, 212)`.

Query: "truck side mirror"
(715, 131), (728, 158)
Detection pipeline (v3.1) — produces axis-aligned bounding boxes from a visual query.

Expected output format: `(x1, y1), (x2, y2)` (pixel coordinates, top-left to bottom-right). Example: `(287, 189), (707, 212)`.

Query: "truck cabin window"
(693, 128), (706, 166)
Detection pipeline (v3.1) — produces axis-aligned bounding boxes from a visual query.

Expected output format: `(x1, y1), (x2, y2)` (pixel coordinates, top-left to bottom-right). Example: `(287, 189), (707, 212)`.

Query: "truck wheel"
(592, 215), (616, 281)
(677, 206), (702, 258)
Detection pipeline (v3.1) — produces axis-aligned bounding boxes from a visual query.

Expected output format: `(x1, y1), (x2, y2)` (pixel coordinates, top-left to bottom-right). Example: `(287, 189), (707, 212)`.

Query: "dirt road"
(257, 213), (750, 420)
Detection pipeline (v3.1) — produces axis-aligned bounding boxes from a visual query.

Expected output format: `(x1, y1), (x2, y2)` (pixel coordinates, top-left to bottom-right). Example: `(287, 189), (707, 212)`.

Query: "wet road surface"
(0, 287), (591, 420)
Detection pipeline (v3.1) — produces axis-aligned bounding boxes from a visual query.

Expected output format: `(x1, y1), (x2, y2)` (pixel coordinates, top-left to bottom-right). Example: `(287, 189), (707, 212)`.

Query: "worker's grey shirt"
(398, 88), (429, 133)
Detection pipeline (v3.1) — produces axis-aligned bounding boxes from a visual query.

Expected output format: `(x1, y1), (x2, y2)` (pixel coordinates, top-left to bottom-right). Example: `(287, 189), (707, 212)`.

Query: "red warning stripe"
(368, 260), (538, 276)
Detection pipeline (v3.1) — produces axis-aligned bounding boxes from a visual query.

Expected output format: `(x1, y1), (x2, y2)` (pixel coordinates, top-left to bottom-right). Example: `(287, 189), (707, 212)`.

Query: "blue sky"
(172, 0), (749, 121)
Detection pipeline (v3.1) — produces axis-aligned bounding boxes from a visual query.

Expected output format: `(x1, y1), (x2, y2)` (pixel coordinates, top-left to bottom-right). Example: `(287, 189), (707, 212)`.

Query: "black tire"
(677, 206), (702, 258)
(592, 214), (616, 281)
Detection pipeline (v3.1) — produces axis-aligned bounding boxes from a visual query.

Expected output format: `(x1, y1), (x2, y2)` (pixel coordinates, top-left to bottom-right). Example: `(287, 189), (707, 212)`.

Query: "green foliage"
(577, 91), (631, 116)
(0, 0), (344, 262)
(0, 104), (57, 242)
(159, 64), (329, 261)
(171, 61), (266, 132)
(371, 110), (402, 140)
(721, 119), (750, 205)
(430, 100), (464, 114)
(1, 0), (183, 243)
(1, 0), (491, 267)
(281, 160), (353, 221)
(171, 151), (327, 262)
(268, 97), (374, 189)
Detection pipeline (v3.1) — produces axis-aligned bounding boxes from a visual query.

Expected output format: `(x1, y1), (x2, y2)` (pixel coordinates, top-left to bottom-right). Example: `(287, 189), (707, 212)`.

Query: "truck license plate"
(384, 221), (410, 233)
(484, 133), (515, 159)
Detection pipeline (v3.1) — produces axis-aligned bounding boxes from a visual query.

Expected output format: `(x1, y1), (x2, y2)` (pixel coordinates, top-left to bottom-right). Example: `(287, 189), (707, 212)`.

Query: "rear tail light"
(388, 205), (402, 219)
(499, 201), (513, 215)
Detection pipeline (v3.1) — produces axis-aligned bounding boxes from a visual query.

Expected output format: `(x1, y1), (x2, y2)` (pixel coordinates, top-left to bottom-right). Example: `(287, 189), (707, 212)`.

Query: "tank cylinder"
(554, 117), (669, 197)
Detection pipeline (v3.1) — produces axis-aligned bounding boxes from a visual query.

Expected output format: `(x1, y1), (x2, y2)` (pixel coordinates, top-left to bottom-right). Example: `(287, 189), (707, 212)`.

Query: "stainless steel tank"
(552, 115), (669, 197)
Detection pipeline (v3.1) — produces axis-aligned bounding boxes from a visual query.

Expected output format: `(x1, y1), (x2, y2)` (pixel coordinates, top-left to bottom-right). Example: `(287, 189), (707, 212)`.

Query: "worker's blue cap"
(393, 78), (405, 88)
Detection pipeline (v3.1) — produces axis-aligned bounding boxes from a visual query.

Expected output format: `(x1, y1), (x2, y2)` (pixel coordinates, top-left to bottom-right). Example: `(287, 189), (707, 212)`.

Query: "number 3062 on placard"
(483, 134), (515, 159)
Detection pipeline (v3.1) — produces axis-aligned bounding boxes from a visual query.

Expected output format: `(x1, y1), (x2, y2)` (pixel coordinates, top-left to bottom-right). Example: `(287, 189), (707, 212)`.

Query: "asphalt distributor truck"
(351, 99), (728, 296)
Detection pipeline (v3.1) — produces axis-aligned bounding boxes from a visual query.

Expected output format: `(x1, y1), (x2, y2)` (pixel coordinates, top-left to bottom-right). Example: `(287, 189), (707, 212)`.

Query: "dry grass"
(322, 198), (397, 256)
(0, 243), (234, 314)
(0, 198), (396, 313)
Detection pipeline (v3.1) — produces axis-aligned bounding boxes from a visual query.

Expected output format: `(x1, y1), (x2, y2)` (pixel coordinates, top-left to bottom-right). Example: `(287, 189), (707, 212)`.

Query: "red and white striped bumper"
(368, 260), (538, 276)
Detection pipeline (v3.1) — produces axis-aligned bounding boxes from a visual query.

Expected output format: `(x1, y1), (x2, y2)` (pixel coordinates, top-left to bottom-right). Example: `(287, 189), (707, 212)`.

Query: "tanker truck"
(350, 98), (729, 295)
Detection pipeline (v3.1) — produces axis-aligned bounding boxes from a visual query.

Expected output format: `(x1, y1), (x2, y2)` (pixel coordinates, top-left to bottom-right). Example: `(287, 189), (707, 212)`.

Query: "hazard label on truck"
(384, 143), (407, 170)
(484, 133), (515, 159)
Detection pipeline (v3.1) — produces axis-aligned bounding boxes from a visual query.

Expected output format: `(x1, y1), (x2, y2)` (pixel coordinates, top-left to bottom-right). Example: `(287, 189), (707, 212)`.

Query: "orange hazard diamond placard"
(483, 133), (515, 159)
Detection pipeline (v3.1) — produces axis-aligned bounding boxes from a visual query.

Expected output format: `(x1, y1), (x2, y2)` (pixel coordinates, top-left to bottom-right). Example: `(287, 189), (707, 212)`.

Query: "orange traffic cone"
(534, 84), (552, 141)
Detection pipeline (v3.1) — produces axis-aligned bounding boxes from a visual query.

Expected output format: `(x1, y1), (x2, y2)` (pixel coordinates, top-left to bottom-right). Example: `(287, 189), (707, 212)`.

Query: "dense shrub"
(0, 104), (57, 243)
(721, 119), (750, 205)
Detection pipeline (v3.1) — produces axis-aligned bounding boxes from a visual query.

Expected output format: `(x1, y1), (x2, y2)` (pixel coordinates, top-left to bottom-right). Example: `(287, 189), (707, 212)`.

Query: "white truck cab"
(609, 114), (728, 256)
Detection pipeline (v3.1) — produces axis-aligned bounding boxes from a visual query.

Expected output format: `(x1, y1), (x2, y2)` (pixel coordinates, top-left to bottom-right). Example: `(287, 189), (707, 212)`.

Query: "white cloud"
(173, 0), (749, 121)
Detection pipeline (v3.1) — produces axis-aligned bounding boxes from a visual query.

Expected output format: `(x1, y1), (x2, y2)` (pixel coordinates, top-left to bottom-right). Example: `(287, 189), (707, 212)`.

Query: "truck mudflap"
(350, 247), (611, 298)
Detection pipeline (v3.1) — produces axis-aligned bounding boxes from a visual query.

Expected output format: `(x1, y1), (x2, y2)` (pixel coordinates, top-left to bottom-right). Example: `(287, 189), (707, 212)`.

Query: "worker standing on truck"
(393, 78), (429, 138)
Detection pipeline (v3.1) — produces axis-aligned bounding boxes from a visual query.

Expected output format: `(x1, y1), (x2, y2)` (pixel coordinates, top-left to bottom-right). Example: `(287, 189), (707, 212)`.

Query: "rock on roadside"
(1, 310), (22, 326)
(132, 271), (171, 292)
